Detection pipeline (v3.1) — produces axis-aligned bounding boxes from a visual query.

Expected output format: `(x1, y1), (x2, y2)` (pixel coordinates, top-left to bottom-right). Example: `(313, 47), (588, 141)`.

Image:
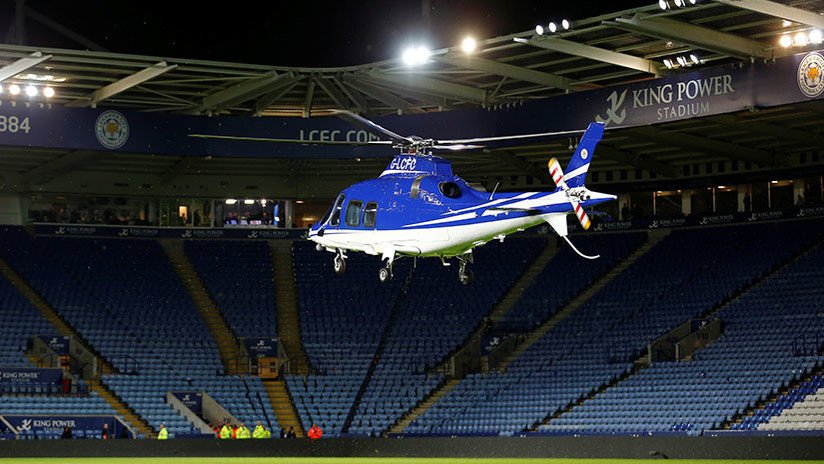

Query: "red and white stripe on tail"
(572, 199), (591, 230)
(548, 157), (591, 231)
(547, 158), (568, 190)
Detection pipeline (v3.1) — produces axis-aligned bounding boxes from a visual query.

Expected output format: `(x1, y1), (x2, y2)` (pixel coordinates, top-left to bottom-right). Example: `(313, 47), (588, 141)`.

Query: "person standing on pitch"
(157, 423), (168, 440)
(219, 421), (233, 439)
(236, 422), (251, 439)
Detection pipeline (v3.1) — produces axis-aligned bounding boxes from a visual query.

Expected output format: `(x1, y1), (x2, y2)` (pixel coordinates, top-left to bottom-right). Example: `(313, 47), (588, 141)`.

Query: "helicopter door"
(320, 193), (345, 230)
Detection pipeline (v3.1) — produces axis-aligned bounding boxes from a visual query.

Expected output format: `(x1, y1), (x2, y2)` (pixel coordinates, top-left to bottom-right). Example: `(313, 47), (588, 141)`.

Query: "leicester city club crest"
(798, 52), (824, 98)
(95, 110), (129, 149)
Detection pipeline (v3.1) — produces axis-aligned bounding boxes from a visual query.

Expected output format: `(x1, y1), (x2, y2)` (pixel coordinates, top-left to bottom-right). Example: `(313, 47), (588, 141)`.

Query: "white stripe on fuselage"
(442, 191), (539, 216)
(309, 213), (557, 257)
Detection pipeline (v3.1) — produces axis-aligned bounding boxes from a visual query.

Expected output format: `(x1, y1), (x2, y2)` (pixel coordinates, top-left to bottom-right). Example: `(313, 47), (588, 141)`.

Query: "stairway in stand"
(269, 240), (309, 375)
(263, 380), (305, 437)
(388, 239), (557, 436)
(88, 379), (156, 438)
(385, 379), (461, 435)
(1, 257), (152, 435)
(498, 229), (670, 371)
(159, 239), (245, 375)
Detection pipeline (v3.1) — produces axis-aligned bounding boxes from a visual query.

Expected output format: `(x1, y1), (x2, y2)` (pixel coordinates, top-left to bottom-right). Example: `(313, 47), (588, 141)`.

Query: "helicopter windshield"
(319, 193), (346, 228)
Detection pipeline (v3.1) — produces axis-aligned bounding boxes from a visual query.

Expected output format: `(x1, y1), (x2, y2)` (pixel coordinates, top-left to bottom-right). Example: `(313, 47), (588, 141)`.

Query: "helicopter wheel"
(378, 266), (392, 283)
(458, 263), (474, 285)
(333, 254), (346, 275)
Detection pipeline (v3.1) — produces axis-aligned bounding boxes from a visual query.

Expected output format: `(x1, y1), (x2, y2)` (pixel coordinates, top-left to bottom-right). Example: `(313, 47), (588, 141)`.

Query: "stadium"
(0, 1), (823, 463)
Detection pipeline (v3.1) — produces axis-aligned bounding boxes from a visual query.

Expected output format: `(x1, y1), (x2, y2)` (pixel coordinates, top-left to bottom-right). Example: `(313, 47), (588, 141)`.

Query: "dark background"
(0, 0), (652, 66)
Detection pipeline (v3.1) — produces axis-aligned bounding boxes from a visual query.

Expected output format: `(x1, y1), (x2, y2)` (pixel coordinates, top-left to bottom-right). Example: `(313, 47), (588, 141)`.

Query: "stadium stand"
(183, 240), (277, 338)
(0, 274), (54, 366)
(408, 221), (824, 435)
(537, 222), (824, 435)
(348, 237), (545, 436)
(735, 375), (824, 430)
(499, 232), (647, 332)
(0, 228), (278, 437)
(286, 241), (410, 436)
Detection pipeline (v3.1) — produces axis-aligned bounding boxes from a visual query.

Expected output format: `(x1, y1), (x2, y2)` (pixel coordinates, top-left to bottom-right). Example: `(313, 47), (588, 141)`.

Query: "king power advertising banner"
(244, 338), (278, 358)
(32, 224), (306, 240)
(0, 415), (131, 437)
(0, 367), (62, 385)
(171, 391), (203, 415)
(36, 335), (70, 355)
(0, 50), (822, 159)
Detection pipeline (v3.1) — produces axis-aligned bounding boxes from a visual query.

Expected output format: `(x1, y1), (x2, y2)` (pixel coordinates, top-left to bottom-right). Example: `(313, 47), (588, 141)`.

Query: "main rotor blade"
(188, 133), (394, 147)
(432, 144), (485, 151)
(330, 109), (414, 144)
(438, 128), (585, 145)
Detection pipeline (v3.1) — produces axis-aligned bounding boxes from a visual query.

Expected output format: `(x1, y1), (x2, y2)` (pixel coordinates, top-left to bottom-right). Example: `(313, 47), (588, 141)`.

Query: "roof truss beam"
(362, 69), (499, 105)
(437, 52), (575, 90)
(711, 114), (824, 149)
(66, 62), (177, 108)
(513, 37), (662, 75)
(303, 79), (315, 118)
(193, 72), (289, 114)
(336, 78), (370, 115)
(626, 126), (781, 166)
(22, 150), (101, 185)
(606, 15), (772, 59)
(252, 77), (302, 116)
(713, 0), (824, 29)
(340, 77), (415, 114)
(596, 143), (680, 178)
(0, 51), (51, 82)
(491, 150), (550, 182)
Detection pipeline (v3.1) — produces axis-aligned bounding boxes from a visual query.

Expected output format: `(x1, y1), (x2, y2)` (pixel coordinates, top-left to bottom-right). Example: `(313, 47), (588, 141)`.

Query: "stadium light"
(810, 29), (823, 45)
(690, 54), (700, 64)
(782, 20), (792, 27)
(659, 0), (669, 10)
(243, 199), (255, 205)
(8, 84), (20, 95)
(25, 85), (37, 97)
(674, 0), (683, 7)
(794, 32), (809, 47)
(43, 86), (55, 98)
(663, 59), (673, 69)
(535, 24), (544, 35)
(779, 35), (793, 48)
(561, 19), (570, 30)
(225, 199), (238, 205)
(462, 36), (477, 54)
(548, 22), (557, 33)
(402, 45), (430, 66)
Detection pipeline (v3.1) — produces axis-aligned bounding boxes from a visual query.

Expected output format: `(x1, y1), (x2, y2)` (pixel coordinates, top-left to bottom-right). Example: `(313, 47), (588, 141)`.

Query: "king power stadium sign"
(0, 50), (819, 159)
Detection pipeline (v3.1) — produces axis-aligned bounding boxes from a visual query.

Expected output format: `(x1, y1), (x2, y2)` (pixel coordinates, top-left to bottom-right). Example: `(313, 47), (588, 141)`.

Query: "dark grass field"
(1, 459), (823, 464)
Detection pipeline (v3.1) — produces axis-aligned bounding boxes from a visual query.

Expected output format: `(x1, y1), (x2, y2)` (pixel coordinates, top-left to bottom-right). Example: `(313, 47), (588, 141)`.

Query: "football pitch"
(0, 459), (822, 464)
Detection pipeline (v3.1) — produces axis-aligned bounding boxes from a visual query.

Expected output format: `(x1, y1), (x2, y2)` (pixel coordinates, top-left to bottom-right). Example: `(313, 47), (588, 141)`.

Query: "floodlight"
(535, 25), (544, 35)
(25, 85), (37, 97)
(462, 36), (477, 53)
(561, 19), (570, 30)
(43, 86), (55, 98)
(9, 84), (20, 95)
(779, 35), (793, 48)
(548, 22), (557, 33)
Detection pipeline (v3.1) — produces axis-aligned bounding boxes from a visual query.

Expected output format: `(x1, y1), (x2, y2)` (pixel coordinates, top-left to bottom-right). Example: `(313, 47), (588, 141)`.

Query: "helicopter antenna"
(489, 181), (500, 200)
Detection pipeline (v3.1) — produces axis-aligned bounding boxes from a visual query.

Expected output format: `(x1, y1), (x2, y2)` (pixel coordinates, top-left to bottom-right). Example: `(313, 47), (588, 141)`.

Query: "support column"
(794, 180), (805, 205)
(284, 200), (294, 229)
(681, 190), (692, 216)
(617, 193), (632, 221)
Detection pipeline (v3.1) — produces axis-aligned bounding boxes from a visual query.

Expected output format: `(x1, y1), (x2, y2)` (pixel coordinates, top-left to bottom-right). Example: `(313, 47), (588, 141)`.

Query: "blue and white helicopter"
(306, 113), (616, 284)
(192, 112), (616, 284)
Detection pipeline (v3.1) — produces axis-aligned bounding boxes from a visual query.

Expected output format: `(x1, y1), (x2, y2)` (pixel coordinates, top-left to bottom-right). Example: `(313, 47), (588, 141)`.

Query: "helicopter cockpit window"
(328, 194), (345, 226)
(439, 182), (462, 199)
(345, 200), (363, 227)
(363, 202), (378, 228)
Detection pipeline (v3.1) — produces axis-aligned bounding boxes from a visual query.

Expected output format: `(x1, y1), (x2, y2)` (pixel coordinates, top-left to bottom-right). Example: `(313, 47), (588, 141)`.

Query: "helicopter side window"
(363, 202), (378, 228)
(345, 200), (363, 227)
(439, 182), (462, 199)
(328, 194), (345, 226)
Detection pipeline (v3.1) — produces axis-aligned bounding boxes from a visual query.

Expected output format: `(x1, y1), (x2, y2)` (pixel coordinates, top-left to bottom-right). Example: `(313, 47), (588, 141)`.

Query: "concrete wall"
(0, 436), (822, 460)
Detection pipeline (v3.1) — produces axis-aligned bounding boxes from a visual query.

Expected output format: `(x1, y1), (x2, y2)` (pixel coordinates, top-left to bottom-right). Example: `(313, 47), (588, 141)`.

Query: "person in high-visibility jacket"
(219, 422), (233, 439)
(252, 421), (268, 439)
(157, 423), (169, 440)
(236, 422), (251, 439)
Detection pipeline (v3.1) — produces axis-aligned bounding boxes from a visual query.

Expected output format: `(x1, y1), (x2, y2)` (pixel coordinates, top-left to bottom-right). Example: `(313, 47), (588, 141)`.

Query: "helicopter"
(191, 111), (616, 284)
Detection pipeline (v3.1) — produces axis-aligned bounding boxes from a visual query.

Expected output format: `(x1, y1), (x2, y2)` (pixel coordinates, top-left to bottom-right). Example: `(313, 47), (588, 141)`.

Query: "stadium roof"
(0, 0), (823, 194)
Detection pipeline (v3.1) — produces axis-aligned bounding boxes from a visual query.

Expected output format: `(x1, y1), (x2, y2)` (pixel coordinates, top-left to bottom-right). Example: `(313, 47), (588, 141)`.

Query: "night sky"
(0, 1), (653, 66)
